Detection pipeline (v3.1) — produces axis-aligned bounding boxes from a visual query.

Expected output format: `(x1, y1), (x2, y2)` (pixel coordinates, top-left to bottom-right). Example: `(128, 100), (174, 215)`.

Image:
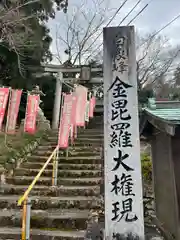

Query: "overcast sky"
(48, 0), (180, 63)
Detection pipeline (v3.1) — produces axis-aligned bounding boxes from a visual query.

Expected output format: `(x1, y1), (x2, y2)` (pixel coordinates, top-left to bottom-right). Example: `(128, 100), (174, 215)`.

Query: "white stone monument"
(103, 26), (144, 239)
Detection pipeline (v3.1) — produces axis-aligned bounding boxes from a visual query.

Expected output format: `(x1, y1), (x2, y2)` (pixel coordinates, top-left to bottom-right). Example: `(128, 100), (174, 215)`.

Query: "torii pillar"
(52, 72), (63, 129)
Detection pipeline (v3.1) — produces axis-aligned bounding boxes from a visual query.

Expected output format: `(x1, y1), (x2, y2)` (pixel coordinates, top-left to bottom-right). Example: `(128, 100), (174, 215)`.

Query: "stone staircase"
(0, 117), (103, 239)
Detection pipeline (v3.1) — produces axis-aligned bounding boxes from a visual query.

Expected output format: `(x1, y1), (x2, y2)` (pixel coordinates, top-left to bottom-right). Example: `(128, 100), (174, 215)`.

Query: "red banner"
(75, 85), (87, 126)
(24, 94), (39, 134)
(89, 96), (96, 118)
(6, 89), (22, 134)
(58, 94), (74, 148)
(0, 88), (9, 131)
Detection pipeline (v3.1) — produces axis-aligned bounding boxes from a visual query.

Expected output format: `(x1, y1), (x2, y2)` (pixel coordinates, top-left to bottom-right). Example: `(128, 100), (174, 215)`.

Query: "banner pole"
(57, 93), (64, 147)
(54, 147), (59, 186)
(4, 87), (12, 145)
(24, 93), (29, 134)
(66, 148), (68, 159)
(75, 125), (77, 139)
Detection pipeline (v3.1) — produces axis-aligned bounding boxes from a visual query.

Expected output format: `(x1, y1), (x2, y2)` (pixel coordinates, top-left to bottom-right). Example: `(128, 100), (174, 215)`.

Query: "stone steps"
(22, 163), (101, 170)
(37, 145), (102, 151)
(6, 176), (101, 186)
(0, 118), (103, 239)
(79, 127), (103, 131)
(47, 135), (104, 140)
(22, 162), (101, 171)
(23, 157), (101, 166)
(0, 195), (101, 210)
(1, 185), (100, 197)
(40, 141), (102, 147)
(15, 168), (101, 178)
(57, 163), (101, 170)
(47, 138), (103, 143)
(27, 155), (102, 162)
(35, 150), (101, 157)
(0, 227), (85, 239)
(0, 209), (89, 230)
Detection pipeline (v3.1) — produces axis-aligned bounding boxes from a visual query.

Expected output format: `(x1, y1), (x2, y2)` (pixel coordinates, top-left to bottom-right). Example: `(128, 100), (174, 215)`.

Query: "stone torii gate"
(42, 64), (103, 129)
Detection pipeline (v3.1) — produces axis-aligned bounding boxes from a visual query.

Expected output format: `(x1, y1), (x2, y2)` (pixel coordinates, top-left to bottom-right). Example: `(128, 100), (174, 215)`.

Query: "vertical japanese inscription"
(112, 35), (128, 74)
(108, 75), (137, 224)
(104, 27), (144, 239)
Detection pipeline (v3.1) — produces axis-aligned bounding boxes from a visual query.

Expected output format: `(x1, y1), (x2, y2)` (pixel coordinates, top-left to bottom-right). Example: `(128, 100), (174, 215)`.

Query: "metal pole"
(75, 125), (77, 139)
(54, 148), (59, 186)
(57, 94), (64, 147)
(24, 93), (29, 133)
(66, 148), (68, 159)
(52, 154), (55, 186)
(70, 125), (73, 145)
(52, 72), (62, 129)
(21, 199), (27, 240)
(25, 198), (31, 240)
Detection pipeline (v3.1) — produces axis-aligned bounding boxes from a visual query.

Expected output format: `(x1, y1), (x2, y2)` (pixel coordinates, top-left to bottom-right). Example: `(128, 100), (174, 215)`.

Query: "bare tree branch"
(136, 34), (180, 89)
(55, 0), (111, 65)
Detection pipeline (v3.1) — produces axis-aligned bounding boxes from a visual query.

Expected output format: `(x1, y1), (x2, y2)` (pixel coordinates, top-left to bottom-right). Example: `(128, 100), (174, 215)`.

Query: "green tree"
(0, 0), (68, 122)
(138, 88), (154, 106)
(0, 0), (68, 87)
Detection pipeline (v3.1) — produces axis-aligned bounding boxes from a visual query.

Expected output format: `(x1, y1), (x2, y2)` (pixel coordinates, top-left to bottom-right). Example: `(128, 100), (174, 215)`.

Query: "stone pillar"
(151, 130), (179, 239)
(171, 133), (180, 238)
(52, 73), (62, 129)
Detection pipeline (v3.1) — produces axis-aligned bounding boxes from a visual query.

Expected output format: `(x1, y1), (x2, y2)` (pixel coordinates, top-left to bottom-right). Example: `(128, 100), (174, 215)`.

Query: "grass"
(0, 129), (48, 171)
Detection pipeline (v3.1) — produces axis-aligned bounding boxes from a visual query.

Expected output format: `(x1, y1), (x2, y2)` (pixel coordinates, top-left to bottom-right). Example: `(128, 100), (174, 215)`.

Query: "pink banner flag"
(75, 85), (87, 126)
(0, 88), (9, 131)
(6, 89), (22, 134)
(89, 96), (96, 118)
(58, 94), (75, 148)
(24, 94), (39, 134)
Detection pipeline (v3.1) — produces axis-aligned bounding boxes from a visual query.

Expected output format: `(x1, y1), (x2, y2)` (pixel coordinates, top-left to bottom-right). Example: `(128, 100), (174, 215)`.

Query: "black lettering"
(120, 173), (135, 197)
(120, 131), (133, 148)
(108, 77), (132, 97)
(111, 174), (120, 195)
(113, 60), (128, 74)
(111, 201), (120, 221)
(118, 198), (138, 222)
(112, 199), (138, 223)
(111, 122), (130, 131)
(111, 108), (131, 121)
(116, 53), (126, 61)
(116, 36), (125, 45)
(112, 149), (134, 172)
(112, 232), (122, 240)
(110, 131), (119, 148)
(111, 173), (135, 197)
(112, 99), (127, 109)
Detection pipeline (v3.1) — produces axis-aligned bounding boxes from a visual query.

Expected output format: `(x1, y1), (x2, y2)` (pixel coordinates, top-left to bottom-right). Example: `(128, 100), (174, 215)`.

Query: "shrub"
(141, 152), (152, 182)
(0, 129), (49, 172)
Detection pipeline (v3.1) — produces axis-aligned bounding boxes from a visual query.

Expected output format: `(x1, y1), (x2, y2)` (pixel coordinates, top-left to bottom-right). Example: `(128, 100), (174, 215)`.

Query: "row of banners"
(0, 86), (96, 148)
(0, 88), (39, 134)
(58, 85), (96, 148)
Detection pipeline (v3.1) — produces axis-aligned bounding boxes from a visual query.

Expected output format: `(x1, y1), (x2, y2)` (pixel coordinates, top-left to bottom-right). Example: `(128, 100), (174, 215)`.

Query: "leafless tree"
(136, 33), (180, 90)
(55, 0), (112, 65)
(55, 1), (180, 91)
